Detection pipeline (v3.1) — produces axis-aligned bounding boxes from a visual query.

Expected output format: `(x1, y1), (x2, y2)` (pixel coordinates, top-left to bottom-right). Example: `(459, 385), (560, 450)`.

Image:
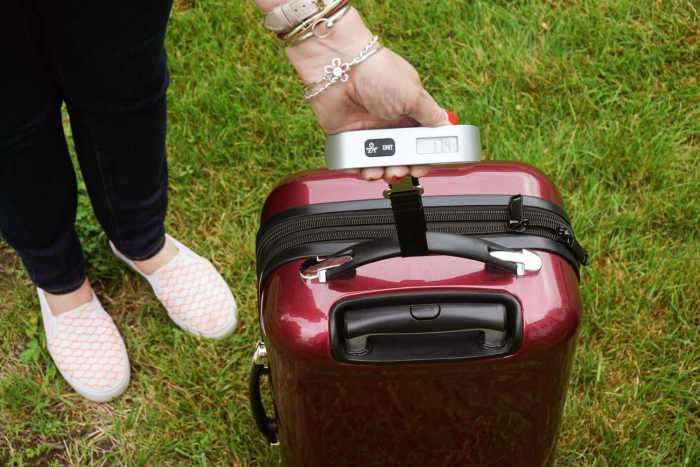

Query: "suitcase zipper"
(258, 209), (565, 254)
(257, 204), (588, 271)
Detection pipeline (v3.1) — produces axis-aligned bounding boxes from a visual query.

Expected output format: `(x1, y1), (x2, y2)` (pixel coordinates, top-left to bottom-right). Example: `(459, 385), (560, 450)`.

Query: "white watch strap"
(264, 0), (321, 33)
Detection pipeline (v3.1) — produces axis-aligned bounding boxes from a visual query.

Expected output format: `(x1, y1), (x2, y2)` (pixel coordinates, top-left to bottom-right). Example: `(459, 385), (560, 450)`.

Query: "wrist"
(285, 8), (375, 85)
(251, 0), (285, 13)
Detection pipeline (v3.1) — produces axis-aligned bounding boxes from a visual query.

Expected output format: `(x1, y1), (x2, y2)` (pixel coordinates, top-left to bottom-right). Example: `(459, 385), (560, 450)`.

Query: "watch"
(264, 0), (322, 33)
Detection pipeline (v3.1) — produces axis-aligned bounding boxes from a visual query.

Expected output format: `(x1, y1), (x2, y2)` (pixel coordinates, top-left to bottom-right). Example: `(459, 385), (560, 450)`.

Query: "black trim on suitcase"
(258, 195), (572, 230)
(257, 197), (586, 269)
(256, 195), (589, 291)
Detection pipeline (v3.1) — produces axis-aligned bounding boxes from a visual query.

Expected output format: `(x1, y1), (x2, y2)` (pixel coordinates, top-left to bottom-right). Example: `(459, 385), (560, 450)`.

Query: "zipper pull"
(557, 226), (574, 246)
(507, 195), (529, 233)
(558, 226), (590, 266)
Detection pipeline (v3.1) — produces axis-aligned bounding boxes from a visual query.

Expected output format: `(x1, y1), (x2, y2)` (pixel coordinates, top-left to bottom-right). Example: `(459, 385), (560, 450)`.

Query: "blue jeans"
(0, 0), (174, 294)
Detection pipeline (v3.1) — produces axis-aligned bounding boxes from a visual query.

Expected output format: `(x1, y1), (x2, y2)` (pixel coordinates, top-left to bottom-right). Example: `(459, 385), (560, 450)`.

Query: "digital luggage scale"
(324, 125), (482, 170)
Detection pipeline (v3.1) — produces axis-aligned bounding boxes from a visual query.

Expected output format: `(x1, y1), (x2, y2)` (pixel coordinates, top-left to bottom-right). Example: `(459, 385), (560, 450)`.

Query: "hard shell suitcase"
(250, 162), (588, 467)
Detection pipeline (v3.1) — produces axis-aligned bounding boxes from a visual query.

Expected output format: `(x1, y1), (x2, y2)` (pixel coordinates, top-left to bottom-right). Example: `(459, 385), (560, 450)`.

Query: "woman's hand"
(285, 8), (454, 183)
(310, 48), (455, 182)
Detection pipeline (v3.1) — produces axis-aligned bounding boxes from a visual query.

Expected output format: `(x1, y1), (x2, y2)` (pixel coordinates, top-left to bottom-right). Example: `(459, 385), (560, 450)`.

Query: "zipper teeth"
(257, 209), (508, 256)
(263, 228), (396, 264)
(429, 210), (507, 222)
(257, 213), (392, 253)
(528, 212), (566, 231)
(259, 214), (392, 250)
(431, 225), (508, 235)
(257, 208), (573, 259)
(259, 224), (563, 274)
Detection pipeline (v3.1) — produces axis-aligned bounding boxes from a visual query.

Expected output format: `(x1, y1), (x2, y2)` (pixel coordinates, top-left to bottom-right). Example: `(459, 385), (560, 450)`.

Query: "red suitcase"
(250, 163), (588, 467)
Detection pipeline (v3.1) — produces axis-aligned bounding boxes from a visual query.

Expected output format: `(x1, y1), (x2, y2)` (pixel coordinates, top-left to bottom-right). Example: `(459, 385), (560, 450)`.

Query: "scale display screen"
(324, 125), (481, 170)
(416, 136), (459, 155)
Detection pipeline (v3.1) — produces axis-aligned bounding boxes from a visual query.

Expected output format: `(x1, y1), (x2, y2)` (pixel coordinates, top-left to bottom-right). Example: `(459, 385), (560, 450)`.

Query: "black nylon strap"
(388, 178), (428, 257)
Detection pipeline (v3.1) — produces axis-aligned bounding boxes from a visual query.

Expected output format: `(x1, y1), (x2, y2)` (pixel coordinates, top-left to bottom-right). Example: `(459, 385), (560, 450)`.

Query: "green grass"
(1, 0), (699, 465)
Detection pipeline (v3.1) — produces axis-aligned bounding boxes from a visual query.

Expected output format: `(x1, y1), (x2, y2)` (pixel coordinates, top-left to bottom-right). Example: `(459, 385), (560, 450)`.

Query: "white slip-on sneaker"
(38, 288), (130, 403)
(110, 235), (238, 340)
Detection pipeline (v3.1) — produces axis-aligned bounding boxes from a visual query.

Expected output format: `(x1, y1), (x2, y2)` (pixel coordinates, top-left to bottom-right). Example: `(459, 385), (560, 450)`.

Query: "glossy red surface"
(258, 163), (582, 467)
(261, 163), (564, 224)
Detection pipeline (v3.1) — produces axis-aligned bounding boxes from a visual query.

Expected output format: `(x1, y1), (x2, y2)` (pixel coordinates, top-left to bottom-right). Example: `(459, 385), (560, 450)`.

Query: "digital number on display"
(416, 136), (459, 155)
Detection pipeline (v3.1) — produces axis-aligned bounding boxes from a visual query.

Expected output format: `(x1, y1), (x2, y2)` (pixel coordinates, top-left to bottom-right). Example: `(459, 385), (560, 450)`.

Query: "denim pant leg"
(0, 0), (87, 294)
(42, 0), (174, 261)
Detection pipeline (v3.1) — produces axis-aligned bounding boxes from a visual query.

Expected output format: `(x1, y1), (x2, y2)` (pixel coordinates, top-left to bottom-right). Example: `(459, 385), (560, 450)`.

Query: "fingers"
(358, 166), (428, 183)
(361, 167), (384, 181)
(358, 167), (412, 183)
(409, 165), (430, 178)
(382, 166), (410, 184)
(405, 86), (451, 128)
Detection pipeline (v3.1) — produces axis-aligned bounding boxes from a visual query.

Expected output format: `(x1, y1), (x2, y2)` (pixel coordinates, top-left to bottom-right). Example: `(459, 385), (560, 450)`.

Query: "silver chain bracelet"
(304, 35), (382, 101)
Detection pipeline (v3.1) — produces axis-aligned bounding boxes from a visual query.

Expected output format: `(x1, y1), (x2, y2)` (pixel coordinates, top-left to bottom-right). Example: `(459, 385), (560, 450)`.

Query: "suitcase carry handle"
(343, 302), (507, 353)
(249, 342), (279, 445)
(329, 292), (523, 364)
(312, 232), (527, 282)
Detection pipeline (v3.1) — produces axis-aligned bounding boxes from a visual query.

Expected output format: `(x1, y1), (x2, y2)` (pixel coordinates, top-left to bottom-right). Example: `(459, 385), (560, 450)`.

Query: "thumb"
(405, 86), (451, 127)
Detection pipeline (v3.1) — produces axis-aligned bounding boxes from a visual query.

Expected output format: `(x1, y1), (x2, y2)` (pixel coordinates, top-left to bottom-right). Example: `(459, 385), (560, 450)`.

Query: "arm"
(250, 1), (454, 182)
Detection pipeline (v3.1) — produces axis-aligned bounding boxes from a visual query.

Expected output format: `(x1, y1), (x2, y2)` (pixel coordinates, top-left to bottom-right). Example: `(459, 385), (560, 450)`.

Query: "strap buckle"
(383, 176), (424, 199)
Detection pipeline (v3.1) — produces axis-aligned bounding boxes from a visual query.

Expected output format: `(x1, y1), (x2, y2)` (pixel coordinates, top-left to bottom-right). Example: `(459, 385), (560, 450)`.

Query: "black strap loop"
(388, 177), (428, 257)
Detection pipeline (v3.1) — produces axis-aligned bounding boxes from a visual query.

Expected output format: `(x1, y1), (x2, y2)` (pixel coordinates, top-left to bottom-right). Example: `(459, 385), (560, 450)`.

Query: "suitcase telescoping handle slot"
(249, 341), (279, 445)
(301, 232), (542, 282)
(344, 303), (507, 354)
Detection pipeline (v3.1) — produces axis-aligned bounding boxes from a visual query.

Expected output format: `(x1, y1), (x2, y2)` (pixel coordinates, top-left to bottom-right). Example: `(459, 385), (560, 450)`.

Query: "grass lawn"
(1, 0), (699, 465)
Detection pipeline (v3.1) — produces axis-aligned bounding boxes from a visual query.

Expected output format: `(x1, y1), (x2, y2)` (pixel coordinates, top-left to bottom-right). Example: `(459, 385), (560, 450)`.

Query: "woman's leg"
(1, 0), (131, 402)
(0, 0), (87, 298)
(39, 0), (237, 340)
(39, 0), (174, 263)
